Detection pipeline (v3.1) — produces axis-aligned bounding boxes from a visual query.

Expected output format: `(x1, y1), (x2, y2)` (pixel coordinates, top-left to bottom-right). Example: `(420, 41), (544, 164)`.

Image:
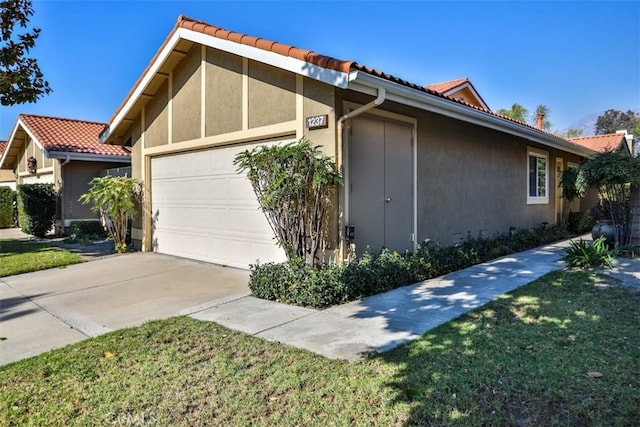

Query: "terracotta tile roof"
(425, 77), (470, 93)
(104, 15), (589, 151)
(0, 141), (6, 157)
(569, 133), (627, 152)
(19, 114), (130, 156)
(178, 16), (355, 74)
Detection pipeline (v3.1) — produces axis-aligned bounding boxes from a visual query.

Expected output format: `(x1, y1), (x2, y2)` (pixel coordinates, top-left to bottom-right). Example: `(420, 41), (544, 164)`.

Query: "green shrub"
(17, 184), (57, 237)
(0, 187), (14, 228)
(65, 220), (107, 243)
(79, 176), (140, 253)
(250, 250), (433, 309)
(564, 236), (617, 268)
(250, 223), (573, 308)
(567, 212), (596, 234)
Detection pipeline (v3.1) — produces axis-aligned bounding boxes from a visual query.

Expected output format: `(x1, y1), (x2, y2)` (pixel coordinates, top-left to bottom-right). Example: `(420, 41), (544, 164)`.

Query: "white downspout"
(60, 154), (71, 168)
(336, 87), (386, 261)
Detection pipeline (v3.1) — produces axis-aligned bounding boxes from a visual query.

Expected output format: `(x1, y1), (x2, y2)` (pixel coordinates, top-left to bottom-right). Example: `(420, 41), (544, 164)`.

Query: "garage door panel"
(151, 141), (289, 269)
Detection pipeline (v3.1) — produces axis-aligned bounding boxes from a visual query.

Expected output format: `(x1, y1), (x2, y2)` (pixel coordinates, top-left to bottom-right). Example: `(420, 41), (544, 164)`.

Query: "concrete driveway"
(0, 253), (249, 366)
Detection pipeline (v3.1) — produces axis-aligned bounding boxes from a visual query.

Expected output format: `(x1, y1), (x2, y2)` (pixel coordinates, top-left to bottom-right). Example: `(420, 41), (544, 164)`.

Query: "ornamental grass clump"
(564, 236), (617, 269)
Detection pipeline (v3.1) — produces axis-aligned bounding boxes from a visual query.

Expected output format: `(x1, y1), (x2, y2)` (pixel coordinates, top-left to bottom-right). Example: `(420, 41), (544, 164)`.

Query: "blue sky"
(1, 0), (638, 139)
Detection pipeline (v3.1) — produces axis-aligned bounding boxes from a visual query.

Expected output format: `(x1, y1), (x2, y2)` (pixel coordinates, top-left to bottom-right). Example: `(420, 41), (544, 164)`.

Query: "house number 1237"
(305, 114), (328, 129)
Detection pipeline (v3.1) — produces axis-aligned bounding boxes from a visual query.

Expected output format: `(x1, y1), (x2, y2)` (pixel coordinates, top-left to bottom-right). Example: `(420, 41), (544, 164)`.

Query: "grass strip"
(0, 239), (84, 277)
(0, 270), (637, 425)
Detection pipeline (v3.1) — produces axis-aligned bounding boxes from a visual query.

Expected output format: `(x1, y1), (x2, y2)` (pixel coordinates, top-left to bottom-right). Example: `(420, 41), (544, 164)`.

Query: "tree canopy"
(497, 103), (528, 122)
(497, 103), (553, 130)
(595, 109), (639, 135)
(0, 0), (51, 105)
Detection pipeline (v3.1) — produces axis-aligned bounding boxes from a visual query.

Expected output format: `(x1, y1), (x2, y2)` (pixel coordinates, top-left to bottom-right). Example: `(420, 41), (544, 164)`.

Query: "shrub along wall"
(67, 220), (107, 240)
(17, 184), (57, 238)
(249, 224), (570, 308)
(0, 187), (14, 228)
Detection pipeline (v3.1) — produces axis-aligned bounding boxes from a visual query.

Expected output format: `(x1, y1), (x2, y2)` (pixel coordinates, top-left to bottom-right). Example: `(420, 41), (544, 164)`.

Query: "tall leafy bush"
(0, 187), (14, 228)
(575, 151), (640, 245)
(17, 183), (57, 237)
(234, 138), (342, 267)
(79, 176), (141, 253)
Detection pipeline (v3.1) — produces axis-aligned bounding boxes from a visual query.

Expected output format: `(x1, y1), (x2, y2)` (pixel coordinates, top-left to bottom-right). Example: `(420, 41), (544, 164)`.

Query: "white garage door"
(150, 142), (288, 269)
(22, 173), (54, 184)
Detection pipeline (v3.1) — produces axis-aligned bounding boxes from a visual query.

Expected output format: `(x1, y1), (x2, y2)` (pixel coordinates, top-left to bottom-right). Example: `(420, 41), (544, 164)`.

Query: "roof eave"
(47, 152), (131, 163)
(0, 118), (49, 169)
(348, 71), (595, 158)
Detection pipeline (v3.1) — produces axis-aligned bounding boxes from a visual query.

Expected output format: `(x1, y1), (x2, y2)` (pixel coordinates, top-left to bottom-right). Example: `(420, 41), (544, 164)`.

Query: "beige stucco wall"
(302, 77), (337, 158)
(172, 46), (201, 143)
(248, 61), (296, 128)
(145, 80), (169, 148)
(0, 169), (14, 181)
(15, 136), (55, 182)
(205, 48), (243, 136)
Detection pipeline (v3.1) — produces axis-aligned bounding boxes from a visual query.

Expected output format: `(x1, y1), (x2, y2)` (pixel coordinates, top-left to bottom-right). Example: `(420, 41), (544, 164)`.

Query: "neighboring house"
(0, 114), (131, 231)
(100, 15), (595, 269)
(569, 131), (633, 155)
(569, 131), (636, 217)
(0, 141), (16, 190)
(425, 77), (490, 111)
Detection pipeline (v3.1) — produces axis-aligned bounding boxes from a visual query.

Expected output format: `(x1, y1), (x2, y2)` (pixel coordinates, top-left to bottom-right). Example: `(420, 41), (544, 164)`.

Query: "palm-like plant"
(79, 176), (141, 253)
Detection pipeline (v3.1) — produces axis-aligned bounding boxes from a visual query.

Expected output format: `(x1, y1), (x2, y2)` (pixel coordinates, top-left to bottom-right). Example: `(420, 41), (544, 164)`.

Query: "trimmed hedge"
(249, 224), (570, 308)
(0, 187), (14, 228)
(66, 220), (107, 242)
(17, 184), (57, 237)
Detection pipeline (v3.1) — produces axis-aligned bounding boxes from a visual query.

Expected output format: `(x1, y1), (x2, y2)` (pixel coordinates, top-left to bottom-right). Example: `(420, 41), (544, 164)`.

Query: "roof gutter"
(47, 152), (131, 163)
(348, 71), (595, 158)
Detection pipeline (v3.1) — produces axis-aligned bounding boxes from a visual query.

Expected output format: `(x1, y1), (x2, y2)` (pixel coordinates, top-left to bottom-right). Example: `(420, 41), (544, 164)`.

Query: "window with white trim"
(527, 147), (548, 204)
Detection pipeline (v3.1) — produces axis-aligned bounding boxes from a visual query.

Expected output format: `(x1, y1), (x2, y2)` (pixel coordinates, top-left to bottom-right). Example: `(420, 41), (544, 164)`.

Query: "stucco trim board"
(181, 28), (350, 89)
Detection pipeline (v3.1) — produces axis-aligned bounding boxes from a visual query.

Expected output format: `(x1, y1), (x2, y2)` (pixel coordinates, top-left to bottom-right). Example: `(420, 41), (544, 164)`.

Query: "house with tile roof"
(0, 141), (15, 190)
(425, 77), (490, 111)
(569, 131), (634, 155)
(0, 114), (131, 232)
(100, 15), (596, 268)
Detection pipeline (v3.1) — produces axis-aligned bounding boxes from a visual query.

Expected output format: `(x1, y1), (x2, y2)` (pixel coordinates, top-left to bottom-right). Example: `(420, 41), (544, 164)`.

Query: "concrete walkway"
(0, 252), (250, 365)
(2, 231), (637, 365)
(190, 238), (584, 360)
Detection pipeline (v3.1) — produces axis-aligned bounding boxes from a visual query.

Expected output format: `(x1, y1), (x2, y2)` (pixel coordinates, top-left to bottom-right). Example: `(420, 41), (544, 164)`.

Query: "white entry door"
(150, 142), (288, 269)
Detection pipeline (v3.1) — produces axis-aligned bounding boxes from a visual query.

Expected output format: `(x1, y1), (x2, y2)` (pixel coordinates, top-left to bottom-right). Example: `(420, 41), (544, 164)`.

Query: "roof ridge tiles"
(19, 113), (107, 126)
(569, 133), (620, 140)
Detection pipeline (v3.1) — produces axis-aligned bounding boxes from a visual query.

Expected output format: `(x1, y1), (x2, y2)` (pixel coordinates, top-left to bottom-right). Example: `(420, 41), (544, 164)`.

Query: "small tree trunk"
(630, 184), (640, 253)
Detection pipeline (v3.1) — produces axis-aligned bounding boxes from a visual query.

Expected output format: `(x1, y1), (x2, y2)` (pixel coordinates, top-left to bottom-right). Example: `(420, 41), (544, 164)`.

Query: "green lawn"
(1, 270), (638, 426)
(0, 239), (84, 277)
